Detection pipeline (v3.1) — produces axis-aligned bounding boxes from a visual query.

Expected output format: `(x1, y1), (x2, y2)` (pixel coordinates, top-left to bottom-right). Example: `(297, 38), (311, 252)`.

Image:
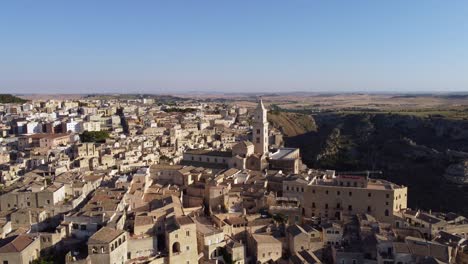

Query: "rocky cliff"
(285, 112), (468, 216)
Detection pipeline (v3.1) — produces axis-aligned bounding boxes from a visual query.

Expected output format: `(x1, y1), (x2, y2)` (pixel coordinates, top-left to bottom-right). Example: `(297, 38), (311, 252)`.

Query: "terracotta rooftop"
(88, 227), (125, 244)
(0, 235), (36, 253)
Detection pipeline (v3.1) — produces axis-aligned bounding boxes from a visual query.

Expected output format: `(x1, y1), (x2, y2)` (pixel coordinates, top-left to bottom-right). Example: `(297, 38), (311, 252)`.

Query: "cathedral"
(182, 99), (302, 173)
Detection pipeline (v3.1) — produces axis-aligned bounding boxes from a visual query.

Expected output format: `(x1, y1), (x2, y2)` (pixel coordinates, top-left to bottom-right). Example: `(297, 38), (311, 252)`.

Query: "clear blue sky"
(1, 0), (467, 94)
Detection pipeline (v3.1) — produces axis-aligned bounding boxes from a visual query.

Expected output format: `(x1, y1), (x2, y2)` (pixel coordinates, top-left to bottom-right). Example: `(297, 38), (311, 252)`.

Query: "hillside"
(268, 111), (317, 137)
(285, 112), (468, 216)
(0, 94), (27, 104)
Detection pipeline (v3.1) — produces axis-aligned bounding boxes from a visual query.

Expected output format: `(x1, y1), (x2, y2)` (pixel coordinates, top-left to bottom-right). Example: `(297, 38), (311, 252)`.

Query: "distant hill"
(0, 94), (28, 104)
(268, 111), (316, 137)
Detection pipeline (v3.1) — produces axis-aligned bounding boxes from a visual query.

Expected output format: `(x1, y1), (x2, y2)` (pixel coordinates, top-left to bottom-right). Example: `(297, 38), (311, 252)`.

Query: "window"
(325, 204), (328, 209)
(312, 202), (315, 208)
(368, 193), (372, 197)
(256, 129), (260, 134)
(349, 191), (352, 196)
(336, 203), (341, 209)
(186, 246), (190, 250)
(47, 200), (51, 204)
(385, 209), (389, 216)
(386, 194), (390, 198)
(326, 190), (329, 194)
(337, 191), (340, 195)
(3, 261), (8, 264)
(348, 205), (353, 211)
(186, 231), (190, 236)
(367, 206), (371, 212)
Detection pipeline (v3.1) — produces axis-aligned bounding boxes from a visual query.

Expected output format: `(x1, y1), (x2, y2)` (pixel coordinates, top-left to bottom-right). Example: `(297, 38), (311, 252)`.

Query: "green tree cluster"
(80, 131), (110, 143)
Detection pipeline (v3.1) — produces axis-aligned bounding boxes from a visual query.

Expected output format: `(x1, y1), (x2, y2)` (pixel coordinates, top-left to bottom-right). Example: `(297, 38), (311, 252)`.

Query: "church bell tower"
(253, 98), (268, 155)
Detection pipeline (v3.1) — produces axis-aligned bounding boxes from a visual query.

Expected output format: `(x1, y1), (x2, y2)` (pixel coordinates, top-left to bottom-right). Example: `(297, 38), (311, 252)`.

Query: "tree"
(79, 131), (110, 143)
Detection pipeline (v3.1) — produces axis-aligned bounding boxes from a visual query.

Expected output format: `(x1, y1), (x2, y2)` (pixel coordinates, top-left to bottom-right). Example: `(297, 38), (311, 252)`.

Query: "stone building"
(0, 235), (41, 264)
(88, 227), (128, 264)
(283, 173), (408, 223)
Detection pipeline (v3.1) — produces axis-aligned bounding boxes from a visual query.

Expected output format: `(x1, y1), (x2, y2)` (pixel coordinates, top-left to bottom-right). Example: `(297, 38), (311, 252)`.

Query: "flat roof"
(269, 148), (298, 160)
(185, 149), (232, 157)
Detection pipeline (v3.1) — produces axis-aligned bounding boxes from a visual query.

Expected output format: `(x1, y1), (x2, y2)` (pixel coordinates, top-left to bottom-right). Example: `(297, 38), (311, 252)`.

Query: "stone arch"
(172, 242), (181, 254)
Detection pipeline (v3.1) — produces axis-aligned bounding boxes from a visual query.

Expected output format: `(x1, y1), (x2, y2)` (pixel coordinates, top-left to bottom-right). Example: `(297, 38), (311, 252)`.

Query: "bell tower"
(252, 98), (268, 155)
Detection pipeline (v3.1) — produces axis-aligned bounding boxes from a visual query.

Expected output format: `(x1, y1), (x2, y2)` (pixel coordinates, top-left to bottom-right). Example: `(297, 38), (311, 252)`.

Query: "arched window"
(172, 242), (181, 254)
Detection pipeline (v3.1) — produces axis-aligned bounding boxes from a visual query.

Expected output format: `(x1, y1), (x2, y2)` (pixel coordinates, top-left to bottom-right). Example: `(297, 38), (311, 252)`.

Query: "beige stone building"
(249, 233), (282, 263)
(88, 227), (128, 264)
(0, 235), (41, 264)
(166, 216), (199, 264)
(287, 224), (322, 254)
(73, 143), (99, 159)
(0, 181), (66, 211)
(283, 173), (408, 223)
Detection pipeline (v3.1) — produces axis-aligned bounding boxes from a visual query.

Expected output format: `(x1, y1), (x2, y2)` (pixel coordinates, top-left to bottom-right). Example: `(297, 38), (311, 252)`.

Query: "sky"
(0, 0), (467, 94)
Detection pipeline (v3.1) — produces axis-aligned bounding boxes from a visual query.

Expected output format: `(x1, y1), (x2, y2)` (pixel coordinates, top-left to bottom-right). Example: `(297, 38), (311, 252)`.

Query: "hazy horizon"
(1, 1), (468, 93)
